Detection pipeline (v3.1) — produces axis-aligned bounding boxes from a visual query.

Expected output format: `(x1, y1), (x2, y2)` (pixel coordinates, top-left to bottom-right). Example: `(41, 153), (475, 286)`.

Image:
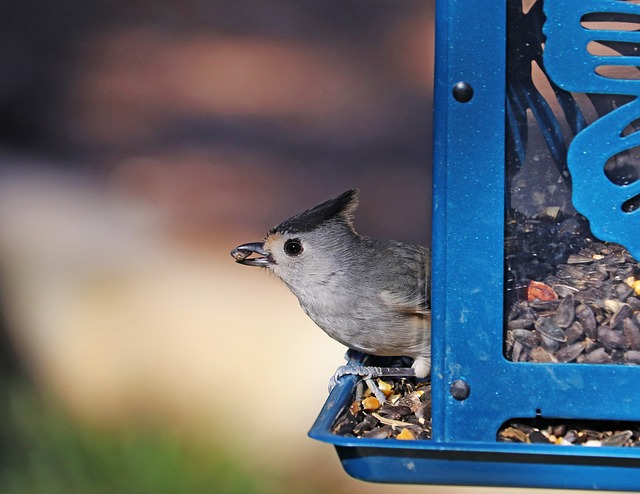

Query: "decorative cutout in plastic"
(544, 0), (640, 260)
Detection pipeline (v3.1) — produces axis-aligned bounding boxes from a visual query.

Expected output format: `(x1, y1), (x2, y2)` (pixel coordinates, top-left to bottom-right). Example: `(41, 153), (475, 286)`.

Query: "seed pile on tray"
(333, 378), (640, 446)
(498, 420), (640, 447)
(332, 378), (431, 440)
(505, 209), (640, 364)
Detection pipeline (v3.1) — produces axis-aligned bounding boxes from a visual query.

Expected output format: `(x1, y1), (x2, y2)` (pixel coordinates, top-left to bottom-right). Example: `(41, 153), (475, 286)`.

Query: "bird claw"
(329, 364), (382, 391)
(328, 363), (417, 404)
(365, 378), (388, 404)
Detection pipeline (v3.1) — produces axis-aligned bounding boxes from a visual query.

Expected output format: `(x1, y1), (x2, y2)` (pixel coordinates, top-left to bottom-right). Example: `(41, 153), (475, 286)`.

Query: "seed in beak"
(230, 242), (270, 267)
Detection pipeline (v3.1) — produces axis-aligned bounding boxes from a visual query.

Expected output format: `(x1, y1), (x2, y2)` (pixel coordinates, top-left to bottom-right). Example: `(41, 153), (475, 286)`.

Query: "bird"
(231, 189), (431, 402)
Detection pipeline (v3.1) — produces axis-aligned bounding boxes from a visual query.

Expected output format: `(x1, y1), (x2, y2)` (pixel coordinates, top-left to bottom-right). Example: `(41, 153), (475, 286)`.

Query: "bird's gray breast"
(291, 272), (427, 357)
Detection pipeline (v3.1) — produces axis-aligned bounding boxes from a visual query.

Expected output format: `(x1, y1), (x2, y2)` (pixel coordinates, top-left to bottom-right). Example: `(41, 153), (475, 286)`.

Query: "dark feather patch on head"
(270, 189), (358, 235)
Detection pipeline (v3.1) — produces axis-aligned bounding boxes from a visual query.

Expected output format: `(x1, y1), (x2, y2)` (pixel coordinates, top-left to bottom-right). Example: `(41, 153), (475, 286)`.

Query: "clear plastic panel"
(504, 0), (640, 365)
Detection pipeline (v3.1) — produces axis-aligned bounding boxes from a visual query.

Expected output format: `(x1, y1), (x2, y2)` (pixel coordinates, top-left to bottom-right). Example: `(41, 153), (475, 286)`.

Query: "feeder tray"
(310, 373), (640, 491)
(309, 0), (640, 490)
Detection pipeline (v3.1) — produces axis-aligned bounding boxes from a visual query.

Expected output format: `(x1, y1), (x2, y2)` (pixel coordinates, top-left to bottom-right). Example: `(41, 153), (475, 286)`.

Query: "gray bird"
(231, 190), (431, 400)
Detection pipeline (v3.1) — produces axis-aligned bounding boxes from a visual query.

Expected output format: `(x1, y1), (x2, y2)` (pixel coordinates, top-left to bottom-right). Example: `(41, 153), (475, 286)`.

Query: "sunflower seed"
(553, 284), (579, 298)
(625, 350), (640, 364)
(567, 255), (596, 264)
(602, 430), (633, 446)
(535, 317), (566, 342)
(508, 318), (535, 330)
(510, 340), (524, 362)
(623, 319), (640, 350)
(584, 347), (612, 364)
(555, 295), (576, 328)
(610, 304), (632, 329)
(362, 425), (393, 439)
(564, 321), (584, 344)
(510, 329), (538, 348)
(576, 304), (597, 340)
(597, 326), (626, 350)
(530, 346), (557, 362)
(614, 283), (634, 301)
(555, 341), (586, 363)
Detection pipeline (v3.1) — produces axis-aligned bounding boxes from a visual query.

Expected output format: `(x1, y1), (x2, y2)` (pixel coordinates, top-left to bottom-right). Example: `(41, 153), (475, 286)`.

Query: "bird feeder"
(308, 0), (640, 489)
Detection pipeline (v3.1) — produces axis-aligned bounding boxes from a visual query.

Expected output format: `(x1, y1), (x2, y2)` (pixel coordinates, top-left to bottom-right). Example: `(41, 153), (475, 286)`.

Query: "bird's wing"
(378, 245), (430, 317)
(379, 289), (431, 317)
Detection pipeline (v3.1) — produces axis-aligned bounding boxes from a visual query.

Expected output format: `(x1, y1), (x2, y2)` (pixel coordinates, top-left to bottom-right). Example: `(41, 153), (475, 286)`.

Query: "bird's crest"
(270, 189), (358, 235)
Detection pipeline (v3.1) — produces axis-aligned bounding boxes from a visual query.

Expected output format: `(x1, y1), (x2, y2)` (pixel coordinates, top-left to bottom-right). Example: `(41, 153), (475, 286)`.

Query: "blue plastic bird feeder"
(309, 0), (640, 489)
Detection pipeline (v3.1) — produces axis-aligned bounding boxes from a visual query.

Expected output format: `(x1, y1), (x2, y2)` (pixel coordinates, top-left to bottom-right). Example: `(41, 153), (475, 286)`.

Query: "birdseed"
(498, 419), (640, 447)
(505, 209), (640, 364)
(332, 378), (640, 447)
(332, 377), (432, 440)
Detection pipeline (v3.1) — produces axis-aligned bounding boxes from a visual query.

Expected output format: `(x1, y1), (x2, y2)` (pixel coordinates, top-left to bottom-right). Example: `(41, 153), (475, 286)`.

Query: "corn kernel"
(361, 396), (381, 411)
(396, 428), (416, 440)
(377, 379), (393, 396)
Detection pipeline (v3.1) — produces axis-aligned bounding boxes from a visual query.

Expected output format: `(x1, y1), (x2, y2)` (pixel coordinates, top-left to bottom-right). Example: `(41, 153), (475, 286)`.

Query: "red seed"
(528, 280), (558, 301)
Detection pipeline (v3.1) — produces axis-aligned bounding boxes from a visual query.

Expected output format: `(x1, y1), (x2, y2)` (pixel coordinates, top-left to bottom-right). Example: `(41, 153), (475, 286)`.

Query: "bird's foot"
(329, 364), (416, 404)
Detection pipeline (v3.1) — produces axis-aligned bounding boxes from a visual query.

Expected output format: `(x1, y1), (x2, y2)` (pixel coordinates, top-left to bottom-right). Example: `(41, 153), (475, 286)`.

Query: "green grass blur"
(0, 380), (302, 494)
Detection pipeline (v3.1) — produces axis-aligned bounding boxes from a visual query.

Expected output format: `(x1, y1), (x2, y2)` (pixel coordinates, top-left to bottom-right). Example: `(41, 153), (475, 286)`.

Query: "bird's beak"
(230, 242), (270, 267)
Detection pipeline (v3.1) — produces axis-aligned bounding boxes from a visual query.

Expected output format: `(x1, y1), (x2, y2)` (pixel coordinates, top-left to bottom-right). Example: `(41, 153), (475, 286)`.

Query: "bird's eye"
(284, 239), (303, 256)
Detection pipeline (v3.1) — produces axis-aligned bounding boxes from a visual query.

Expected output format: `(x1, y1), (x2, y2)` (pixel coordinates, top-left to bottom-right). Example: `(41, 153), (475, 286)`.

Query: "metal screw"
(452, 81), (474, 103)
(450, 379), (471, 401)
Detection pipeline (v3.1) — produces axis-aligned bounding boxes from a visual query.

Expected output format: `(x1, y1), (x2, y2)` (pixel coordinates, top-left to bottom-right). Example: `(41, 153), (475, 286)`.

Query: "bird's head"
(231, 189), (360, 285)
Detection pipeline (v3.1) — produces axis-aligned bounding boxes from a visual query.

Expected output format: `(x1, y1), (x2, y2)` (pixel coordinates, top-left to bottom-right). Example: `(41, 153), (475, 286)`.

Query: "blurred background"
(0, 1), (598, 493)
